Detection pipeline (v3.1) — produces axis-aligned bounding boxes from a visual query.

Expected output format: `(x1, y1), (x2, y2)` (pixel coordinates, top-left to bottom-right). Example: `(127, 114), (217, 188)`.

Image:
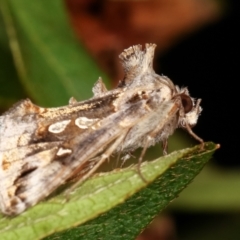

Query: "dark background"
(157, 2), (240, 239)
(159, 1), (239, 168)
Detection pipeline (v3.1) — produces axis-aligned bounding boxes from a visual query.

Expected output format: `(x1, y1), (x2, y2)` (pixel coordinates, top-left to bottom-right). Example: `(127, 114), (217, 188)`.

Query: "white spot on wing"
(48, 120), (71, 133)
(75, 117), (99, 129)
(56, 147), (72, 156)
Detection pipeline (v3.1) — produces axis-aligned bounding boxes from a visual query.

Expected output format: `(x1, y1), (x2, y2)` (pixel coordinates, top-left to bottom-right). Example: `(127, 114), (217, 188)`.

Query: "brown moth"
(0, 44), (203, 216)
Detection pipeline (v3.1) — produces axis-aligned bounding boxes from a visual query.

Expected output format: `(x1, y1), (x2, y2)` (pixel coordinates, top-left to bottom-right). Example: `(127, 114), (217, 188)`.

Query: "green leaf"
(170, 164), (240, 212)
(0, 10), (26, 108)
(0, 0), (109, 107)
(0, 142), (218, 240)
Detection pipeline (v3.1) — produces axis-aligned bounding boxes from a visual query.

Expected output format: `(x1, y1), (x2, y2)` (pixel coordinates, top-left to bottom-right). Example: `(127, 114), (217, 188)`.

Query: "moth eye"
(180, 94), (193, 113)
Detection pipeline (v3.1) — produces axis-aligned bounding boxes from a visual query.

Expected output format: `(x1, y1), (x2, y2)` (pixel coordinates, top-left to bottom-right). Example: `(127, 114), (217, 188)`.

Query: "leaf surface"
(0, 142), (219, 240)
(0, 0), (109, 107)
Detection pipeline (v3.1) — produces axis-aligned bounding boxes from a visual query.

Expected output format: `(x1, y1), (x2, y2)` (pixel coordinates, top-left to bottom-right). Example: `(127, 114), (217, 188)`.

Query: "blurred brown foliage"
(65, 0), (222, 84)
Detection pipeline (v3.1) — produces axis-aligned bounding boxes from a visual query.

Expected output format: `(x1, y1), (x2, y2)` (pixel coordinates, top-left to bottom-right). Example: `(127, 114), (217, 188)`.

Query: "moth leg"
(65, 132), (128, 197)
(162, 139), (168, 155)
(178, 98), (204, 149)
(113, 152), (121, 169)
(185, 122), (204, 150)
(137, 136), (152, 183)
(136, 104), (180, 181)
(120, 152), (135, 168)
(115, 128), (134, 168)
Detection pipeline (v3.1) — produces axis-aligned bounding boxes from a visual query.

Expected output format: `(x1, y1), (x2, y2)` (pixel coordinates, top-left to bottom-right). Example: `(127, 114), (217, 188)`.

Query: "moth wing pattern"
(0, 94), (155, 215)
(0, 99), (63, 215)
(0, 43), (203, 215)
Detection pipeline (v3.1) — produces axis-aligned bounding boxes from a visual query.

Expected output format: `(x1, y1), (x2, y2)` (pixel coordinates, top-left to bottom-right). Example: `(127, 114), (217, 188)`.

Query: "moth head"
(177, 87), (202, 128)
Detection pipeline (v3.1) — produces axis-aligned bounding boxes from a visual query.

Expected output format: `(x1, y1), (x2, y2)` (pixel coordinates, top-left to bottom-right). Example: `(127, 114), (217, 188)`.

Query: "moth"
(0, 43), (203, 216)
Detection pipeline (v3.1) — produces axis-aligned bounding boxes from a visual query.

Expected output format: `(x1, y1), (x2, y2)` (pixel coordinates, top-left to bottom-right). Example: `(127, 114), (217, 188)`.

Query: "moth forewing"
(0, 99), (148, 215)
(0, 43), (203, 216)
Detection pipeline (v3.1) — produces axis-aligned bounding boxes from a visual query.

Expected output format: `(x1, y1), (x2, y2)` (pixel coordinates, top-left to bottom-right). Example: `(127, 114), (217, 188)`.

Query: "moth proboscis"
(0, 43), (203, 216)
